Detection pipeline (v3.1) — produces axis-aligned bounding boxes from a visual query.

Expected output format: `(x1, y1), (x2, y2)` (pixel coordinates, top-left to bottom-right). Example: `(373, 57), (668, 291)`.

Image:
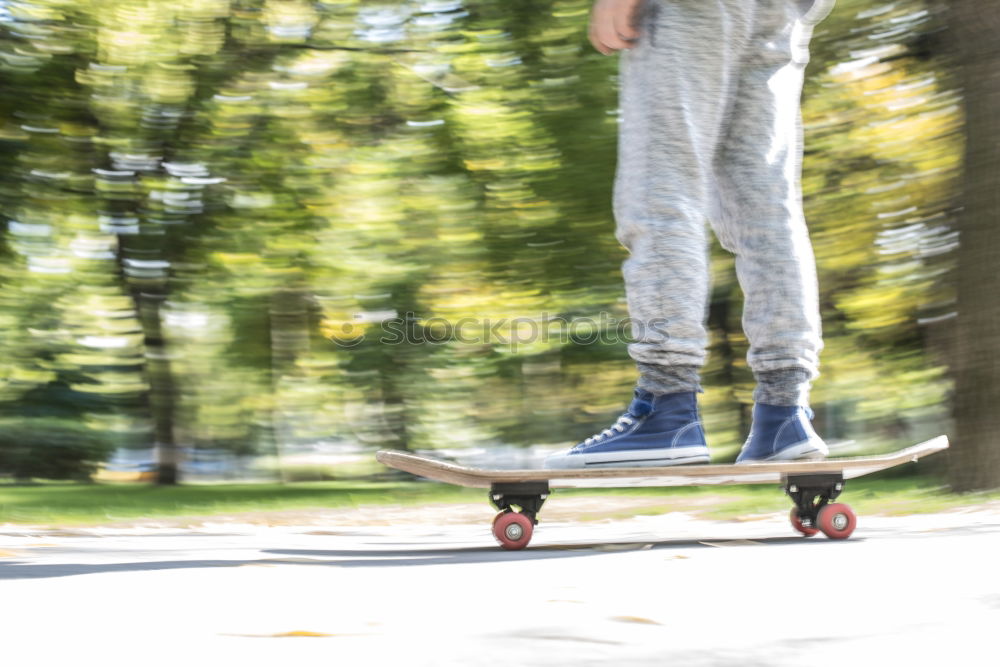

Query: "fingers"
(589, 1), (640, 56)
(614, 9), (640, 44)
(592, 20), (634, 54)
(588, 22), (616, 55)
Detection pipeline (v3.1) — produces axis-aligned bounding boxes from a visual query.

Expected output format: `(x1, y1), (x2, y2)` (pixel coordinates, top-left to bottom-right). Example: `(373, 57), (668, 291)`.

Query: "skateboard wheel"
(492, 511), (533, 550)
(789, 507), (819, 537)
(816, 503), (857, 540)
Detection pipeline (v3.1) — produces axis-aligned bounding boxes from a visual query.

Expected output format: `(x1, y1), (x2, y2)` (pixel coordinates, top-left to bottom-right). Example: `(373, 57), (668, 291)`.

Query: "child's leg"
(614, 0), (757, 395)
(544, 0), (758, 469)
(710, 0), (829, 407)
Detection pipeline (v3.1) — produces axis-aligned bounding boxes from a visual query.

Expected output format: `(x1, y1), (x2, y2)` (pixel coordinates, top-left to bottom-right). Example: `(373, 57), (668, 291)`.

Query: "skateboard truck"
(488, 482), (550, 549)
(489, 482), (550, 524)
(783, 472), (848, 532)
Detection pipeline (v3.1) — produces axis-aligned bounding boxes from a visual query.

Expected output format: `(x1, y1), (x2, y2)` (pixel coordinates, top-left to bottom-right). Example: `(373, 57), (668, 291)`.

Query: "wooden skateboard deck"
(376, 436), (948, 489)
(375, 436), (949, 549)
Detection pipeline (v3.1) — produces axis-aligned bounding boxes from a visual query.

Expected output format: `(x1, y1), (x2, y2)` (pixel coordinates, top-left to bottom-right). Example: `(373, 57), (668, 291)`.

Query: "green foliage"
(0, 416), (118, 480)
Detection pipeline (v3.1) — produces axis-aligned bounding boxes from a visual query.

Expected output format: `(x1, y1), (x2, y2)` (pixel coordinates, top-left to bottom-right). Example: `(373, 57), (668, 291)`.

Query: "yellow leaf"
(610, 616), (662, 626)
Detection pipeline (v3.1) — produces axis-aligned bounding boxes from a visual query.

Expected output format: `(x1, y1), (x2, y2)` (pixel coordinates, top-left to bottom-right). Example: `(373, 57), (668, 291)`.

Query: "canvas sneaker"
(544, 389), (710, 469)
(735, 403), (829, 463)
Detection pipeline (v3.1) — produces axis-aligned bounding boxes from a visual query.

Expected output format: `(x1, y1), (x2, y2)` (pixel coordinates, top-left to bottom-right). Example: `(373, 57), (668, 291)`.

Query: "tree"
(946, 0), (1000, 491)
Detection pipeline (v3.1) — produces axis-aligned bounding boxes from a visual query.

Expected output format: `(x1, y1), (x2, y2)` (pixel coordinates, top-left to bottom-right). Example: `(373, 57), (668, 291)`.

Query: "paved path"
(2, 503), (999, 666)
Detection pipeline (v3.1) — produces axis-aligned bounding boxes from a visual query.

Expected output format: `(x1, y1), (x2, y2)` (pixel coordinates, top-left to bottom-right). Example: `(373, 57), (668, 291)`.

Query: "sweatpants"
(614, 0), (836, 406)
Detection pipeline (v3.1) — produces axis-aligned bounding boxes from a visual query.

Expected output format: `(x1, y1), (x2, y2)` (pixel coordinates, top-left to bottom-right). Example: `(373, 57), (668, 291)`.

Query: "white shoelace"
(584, 413), (636, 446)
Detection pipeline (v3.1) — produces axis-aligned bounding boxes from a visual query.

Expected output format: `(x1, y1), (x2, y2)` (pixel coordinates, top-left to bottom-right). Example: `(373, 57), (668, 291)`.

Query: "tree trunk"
(141, 293), (179, 485)
(947, 0), (1000, 491)
(114, 217), (179, 485)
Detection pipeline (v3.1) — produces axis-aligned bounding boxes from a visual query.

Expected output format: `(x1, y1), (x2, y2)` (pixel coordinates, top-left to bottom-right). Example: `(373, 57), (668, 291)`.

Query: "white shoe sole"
(736, 438), (829, 464)
(545, 446), (711, 470)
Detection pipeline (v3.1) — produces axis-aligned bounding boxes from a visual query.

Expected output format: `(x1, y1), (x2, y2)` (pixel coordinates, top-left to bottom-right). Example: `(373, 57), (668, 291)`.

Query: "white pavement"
(2, 505), (999, 666)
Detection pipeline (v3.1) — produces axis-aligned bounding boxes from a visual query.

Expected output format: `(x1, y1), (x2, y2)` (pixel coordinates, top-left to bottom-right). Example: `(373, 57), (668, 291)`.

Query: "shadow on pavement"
(0, 535), (841, 580)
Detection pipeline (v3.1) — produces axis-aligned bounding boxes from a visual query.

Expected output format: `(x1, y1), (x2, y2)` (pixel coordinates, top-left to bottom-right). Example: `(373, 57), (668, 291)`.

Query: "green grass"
(0, 480), (482, 525)
(1, 474), (997, 526)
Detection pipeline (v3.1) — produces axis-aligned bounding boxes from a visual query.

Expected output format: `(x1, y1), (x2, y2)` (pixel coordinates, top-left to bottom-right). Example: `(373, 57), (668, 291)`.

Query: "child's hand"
(589, 0), (643, 55)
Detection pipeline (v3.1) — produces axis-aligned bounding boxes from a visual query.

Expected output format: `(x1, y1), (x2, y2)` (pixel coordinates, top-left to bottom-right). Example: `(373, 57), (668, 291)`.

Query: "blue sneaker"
(544, 390), (710, 469)
(735, 403), (829, 464)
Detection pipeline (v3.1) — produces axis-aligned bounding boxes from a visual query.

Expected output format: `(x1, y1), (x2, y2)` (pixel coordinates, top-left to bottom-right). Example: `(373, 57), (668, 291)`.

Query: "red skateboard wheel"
(789, 507), (819, 537)
(816, 503), (857, 540)
(492, 511), (533, 550)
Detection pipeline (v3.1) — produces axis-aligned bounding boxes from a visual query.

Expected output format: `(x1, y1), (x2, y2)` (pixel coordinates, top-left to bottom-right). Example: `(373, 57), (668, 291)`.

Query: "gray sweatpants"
(615, 0), (836, 406)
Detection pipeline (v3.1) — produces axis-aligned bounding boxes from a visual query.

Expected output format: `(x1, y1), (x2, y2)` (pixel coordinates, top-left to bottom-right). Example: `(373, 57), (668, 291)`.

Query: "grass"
(1, 473), (997, 526)
(0, 480), (482, 525)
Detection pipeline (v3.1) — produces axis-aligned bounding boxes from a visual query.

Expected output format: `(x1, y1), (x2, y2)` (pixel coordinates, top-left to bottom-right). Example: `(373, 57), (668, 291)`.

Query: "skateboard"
(376, 436), (949, 549)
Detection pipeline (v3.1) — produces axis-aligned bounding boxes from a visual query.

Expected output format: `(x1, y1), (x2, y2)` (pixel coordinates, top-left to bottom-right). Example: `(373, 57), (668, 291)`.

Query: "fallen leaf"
(611, 616), (662, 626)
(221, 630), (357, 638)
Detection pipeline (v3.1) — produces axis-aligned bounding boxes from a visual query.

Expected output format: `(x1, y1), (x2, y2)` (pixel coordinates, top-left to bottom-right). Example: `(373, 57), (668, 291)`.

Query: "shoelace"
(583, 413), (636, 446)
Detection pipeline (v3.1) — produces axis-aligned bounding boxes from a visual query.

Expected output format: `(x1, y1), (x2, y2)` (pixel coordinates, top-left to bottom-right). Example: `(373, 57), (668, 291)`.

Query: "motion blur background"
(0, 0), (996, 491)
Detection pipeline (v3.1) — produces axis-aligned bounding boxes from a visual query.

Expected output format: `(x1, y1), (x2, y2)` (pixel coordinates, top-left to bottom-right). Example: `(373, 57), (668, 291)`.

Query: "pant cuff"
(636, 363), (702, 395)
(753, 368), (812, 406)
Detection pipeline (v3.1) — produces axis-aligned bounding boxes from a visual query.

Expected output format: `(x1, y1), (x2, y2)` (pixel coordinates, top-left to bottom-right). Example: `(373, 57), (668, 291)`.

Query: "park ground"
(2, 477), (1000, 666)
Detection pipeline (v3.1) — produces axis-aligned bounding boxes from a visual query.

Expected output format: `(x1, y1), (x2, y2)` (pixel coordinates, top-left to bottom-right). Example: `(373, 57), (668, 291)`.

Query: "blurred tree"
(945, 0), (1000, 491)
